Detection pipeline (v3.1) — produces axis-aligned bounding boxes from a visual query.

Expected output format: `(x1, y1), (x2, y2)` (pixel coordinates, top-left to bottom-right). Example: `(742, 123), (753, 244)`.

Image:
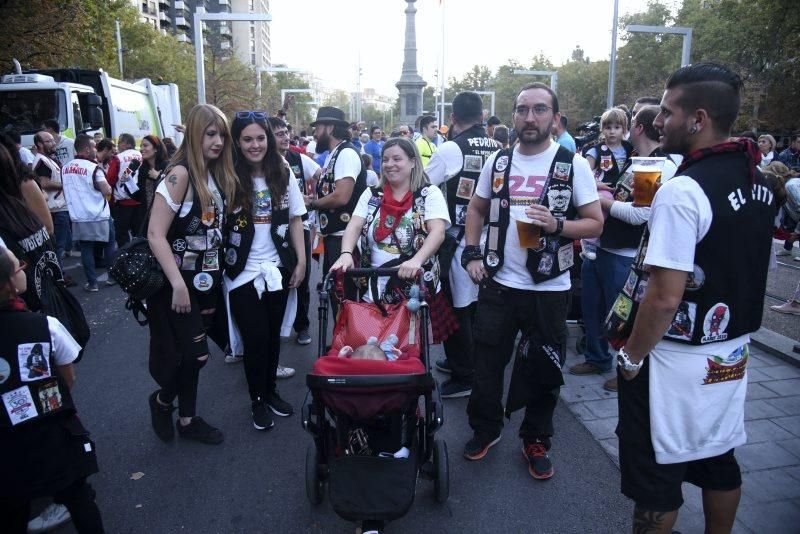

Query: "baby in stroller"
(338, 335), (402, 361)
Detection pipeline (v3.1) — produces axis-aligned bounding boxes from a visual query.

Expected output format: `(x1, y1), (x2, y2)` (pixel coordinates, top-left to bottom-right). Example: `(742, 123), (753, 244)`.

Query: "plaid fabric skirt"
(429, 290), (458, 344)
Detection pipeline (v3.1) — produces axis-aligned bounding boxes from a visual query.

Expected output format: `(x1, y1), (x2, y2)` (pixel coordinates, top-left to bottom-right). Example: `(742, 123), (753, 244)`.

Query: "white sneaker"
(276, 364), (295, 379)
(776, 248), (792, 256)
(224, 353), (243, 364)
(28, 503), (71, 533)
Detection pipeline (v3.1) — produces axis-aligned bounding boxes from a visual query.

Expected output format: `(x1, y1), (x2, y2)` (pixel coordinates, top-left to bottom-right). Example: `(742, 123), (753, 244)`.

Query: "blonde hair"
(758, 134), (776, 152)
(379, 137), (429, 191)
(764, 160), (791, 178)
(170, 104), (240, 213)
(601, 107), (629, 132)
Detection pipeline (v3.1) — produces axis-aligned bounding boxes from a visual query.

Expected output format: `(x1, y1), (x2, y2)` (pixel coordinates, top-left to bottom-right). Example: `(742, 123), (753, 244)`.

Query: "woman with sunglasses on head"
(224, 111), (306, 431)
(145, 104), (241, 445)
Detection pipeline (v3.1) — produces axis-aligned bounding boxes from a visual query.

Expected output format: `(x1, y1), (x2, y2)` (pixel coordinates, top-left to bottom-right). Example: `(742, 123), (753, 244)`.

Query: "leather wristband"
(548, 216), (565, 236)
(460, 245), (483, 269)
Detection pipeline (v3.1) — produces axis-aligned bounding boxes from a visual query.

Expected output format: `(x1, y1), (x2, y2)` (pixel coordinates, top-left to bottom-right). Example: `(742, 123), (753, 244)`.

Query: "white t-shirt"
(54, 137), (75, 166)
(366, 169), (379, 187)
(19, 146), (34, 167)
(475, 142), (598, 291)
(321, 144), (362, 237)
(47, 316), (81, 365)
(425, 141), (464, 186)
(156, 174), (221, 218)
(226, 173), (306, 291)
(643, 174), (749, 464)
(353, 185), (450, 299)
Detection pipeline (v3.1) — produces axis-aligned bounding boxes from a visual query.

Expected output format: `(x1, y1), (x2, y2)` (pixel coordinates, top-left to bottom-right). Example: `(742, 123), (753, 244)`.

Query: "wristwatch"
(549, 216), (565, 236)
(617, 347), (643, 372)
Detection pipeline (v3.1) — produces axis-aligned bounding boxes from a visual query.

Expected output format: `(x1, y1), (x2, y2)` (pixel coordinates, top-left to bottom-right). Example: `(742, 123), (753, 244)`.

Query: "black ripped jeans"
(147, 285), (217, 418)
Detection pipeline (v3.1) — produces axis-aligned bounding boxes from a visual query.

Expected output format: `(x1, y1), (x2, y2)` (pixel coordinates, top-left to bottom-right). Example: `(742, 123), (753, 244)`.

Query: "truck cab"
(0, 73), (103, 147)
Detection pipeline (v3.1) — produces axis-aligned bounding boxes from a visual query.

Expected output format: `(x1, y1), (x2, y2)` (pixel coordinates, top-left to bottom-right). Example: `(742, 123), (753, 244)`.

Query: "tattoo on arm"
(167, 174), (178, 187)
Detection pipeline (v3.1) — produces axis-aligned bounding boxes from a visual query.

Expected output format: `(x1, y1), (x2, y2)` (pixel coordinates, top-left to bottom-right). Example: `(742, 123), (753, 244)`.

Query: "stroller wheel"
(433, 439), (449, 503)
(305, 443), (323, 504)
(575, 334), (587, 355)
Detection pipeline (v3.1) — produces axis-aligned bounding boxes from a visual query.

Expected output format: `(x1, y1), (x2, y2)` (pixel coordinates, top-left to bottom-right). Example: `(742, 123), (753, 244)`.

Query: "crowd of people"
(0, 60), (794, 533)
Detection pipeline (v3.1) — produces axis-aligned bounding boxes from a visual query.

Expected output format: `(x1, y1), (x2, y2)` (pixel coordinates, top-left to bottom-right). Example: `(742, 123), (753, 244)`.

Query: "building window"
(251, 53), (256, 65)
(249, 0), (254, 12)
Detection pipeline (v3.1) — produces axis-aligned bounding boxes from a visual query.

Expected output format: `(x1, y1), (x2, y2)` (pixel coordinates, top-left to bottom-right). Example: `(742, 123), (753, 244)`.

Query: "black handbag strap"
(125, 296), (150, 326)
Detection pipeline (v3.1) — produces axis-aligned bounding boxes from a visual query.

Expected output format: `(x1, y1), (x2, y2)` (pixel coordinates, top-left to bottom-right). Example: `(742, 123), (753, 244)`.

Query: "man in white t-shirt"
(460, 83), (603, 480)
(307, 107), (367, 316)
(614, 63), (774, 533)
(43, 119), (75, 166)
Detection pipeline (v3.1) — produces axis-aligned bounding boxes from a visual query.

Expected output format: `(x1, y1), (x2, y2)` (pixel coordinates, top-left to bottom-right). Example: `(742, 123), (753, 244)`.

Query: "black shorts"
(616, 360), (742, 512)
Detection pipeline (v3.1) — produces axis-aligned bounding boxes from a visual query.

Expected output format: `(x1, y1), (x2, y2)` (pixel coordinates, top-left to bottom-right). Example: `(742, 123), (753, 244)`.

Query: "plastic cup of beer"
(511, 203), (541, 249)
(631, 157), (666, 207)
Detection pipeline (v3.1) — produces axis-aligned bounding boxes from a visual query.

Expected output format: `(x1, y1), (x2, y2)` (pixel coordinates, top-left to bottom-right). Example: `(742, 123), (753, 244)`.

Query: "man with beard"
(270, 116), (322, 346)
(459, 83), (602, 479)
(612, 63), (773, 533)
(308, 107), (367, 315)
(426, 91), (502, 398)
(33, 131), (71, 273)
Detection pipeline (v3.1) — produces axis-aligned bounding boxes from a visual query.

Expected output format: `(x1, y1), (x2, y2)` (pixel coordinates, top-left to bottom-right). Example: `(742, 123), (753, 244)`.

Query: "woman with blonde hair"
(758, 134), (778, 167)
(145, 104), (240, 444)
(330, 137), (456, 342)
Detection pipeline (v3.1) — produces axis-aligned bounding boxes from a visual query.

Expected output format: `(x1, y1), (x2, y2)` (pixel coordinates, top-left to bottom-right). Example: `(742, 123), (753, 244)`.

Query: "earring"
(690, 125), (698, 134)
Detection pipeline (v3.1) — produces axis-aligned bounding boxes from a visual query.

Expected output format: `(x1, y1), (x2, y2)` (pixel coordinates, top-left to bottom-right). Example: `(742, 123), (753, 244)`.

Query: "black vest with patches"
(358, 186), (441, 301)
(605, 152), (774, 346)
(483, 146), (578, 284)
(284, 150), (310, 223)
(222, 176), (296, 280)
(316, 141), (367, 235)
(593, 140), (633, 186)
(0, 310), (75, 428)
(446, 124), (502, 229)
(599, 148), (671, 250)
(165, 164), (226, 296)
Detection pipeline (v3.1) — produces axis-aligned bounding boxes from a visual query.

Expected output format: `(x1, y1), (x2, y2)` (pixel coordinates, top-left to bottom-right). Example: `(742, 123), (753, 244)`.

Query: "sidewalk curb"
(750, 327), (800, 368)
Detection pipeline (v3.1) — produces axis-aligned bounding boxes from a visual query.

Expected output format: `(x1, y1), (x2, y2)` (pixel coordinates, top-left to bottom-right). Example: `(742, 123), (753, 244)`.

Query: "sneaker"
(148, 390), (176, 442)
(603, 376), (618, 392)
(296, 330), (312, 345)
(770, 302), (800, 315)
(105, 278), (117, 286)
(440, 379), (472, 398)
(775, 248), (792, 256)
(266, 390), (293, 417)
(435, 358), (452, 374)
(176, 417), (224, 444)
(251, 400), (274, 431)
(569, 362), (605, 375)
(523, 439), (554, 480)
(83, 282), (99, 292)
(276, 364), (296, 379)
(463, 432), (501, 461)
(27, 503), (71, 533)
(224, 353), (244, 364)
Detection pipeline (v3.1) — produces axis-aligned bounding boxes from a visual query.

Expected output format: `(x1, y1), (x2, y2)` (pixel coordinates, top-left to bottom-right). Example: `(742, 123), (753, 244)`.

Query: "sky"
(269, 0), (677, 98)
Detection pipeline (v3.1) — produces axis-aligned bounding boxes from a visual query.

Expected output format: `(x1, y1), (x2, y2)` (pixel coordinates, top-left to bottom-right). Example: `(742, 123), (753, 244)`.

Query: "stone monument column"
(396, 0), (426, 127)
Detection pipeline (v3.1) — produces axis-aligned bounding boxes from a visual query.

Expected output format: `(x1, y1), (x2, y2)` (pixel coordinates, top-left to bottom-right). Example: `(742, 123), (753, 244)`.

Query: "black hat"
(310, 106), (349, 127)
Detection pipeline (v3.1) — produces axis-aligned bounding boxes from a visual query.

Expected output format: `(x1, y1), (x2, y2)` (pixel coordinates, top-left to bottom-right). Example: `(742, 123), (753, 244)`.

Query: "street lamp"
(512, 70), (558, 92)
(474, 91), (496, 116)
(608, 24), (693, 108)
(193, 7), (272, 104)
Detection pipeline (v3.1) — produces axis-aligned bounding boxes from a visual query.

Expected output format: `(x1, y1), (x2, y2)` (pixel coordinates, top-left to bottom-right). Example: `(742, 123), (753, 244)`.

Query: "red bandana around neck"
(374, 184), (413, 242)
(678, 138), (761, 185)
(0, 296), (28, 312)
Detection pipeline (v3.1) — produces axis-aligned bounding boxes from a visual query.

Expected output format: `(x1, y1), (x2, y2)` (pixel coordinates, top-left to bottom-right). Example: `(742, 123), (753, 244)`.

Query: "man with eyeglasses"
(459, 83), (603, 479)
(425, 91), (502, 400)
(269, 117), (322, 346)
(364, 126), (383, 174)
(308, 107), (367, 315)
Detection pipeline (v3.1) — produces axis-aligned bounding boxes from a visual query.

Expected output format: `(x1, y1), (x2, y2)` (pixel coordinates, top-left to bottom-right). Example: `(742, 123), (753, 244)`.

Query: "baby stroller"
(302, 268), (449, 533)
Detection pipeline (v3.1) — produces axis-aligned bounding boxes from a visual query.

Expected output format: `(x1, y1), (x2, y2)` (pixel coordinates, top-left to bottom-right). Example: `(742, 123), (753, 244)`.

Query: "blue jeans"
(52, 211), (71, 266)
(580, 248), (634, 370)
(79, 221), (116, 285)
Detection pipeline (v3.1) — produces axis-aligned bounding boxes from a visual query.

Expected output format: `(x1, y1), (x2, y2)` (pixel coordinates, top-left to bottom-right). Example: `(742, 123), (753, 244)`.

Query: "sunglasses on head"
(235, 110), (268, 120)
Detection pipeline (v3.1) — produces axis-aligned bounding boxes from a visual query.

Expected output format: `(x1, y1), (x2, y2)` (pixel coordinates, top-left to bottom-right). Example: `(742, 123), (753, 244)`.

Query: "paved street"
(45, 253), (800, 533)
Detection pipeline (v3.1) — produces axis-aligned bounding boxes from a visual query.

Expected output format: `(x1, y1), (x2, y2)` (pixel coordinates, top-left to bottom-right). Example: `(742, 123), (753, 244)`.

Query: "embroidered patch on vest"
(37, 380), (63, 413)
(18, 343), (50, 382)
(701, 303), (730, 343)
(665, 301), (696, 341)
(0, 357), (10, 384)
(192, 272), (214, 292)
(495, 155), (509, 172)
(3, 385), (37, 425)
(456, 177), (475, 199)
(553, 162), (571, 181)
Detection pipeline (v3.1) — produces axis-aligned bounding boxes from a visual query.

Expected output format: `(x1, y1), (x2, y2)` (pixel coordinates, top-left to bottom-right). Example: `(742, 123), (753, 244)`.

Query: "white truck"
(0, 67), (182, 147)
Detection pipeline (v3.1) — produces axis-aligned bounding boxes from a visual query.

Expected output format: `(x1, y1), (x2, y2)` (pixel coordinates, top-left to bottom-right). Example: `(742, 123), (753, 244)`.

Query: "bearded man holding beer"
(459, 83), (602, 479)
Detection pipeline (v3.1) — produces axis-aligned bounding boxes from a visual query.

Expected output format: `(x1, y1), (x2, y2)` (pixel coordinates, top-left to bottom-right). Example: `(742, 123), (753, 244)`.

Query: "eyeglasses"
(514, 105), (553, 117)
(399, 131), (410, 136)
(235, 110), (268, 120)
(273, 130), (289, 138)
(13, 260), (27, 274)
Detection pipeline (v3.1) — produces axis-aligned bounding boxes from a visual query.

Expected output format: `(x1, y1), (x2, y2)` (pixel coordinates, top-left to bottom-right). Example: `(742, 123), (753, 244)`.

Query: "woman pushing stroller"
(329, 137), (454, 341)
